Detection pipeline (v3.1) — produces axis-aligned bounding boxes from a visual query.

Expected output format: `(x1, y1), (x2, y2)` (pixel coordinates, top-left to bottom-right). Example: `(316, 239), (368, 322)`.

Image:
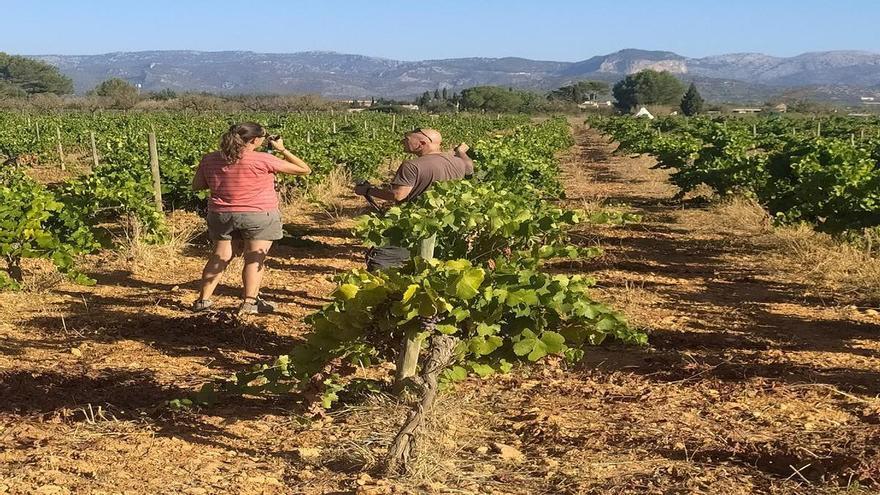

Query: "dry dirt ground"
(0, 126), (878, 495)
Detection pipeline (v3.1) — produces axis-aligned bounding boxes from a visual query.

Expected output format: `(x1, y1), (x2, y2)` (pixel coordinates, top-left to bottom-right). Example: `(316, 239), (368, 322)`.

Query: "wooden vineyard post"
(752, 123), (757, 137)
(26, 116), (34, 148)
(363, 119), (368, 131)
(306, 131), (311, 144)
(391, 114), (397, 133)
(851, 134), (856, 146)
(35, 122), (41, 143)
(148, 132), (163, 212)
(419, 234), (436, 263)
(55, 126), (65, 171)
(90, 131), (99, 168)
(332, 121), (337, 134)
(393, 234), (437, 394)
(817, 121), (822, 138)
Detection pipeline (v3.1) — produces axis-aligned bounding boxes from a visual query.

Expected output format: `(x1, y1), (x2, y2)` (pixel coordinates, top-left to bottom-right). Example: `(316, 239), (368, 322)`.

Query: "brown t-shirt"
(391, 153), (472, 201)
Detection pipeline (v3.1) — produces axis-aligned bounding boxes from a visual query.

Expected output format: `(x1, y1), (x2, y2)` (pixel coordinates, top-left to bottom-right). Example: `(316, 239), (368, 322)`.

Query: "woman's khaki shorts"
(206, 210), (284, 241)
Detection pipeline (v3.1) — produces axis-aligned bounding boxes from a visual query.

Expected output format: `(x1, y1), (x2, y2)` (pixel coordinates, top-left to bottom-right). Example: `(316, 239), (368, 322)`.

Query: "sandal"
(192, 299), (214, 312)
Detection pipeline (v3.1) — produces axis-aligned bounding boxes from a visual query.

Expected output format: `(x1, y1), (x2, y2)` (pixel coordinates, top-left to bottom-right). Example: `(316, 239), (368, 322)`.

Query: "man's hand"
(270, 138), (286, 152)
(454, 143), (470, 156)
(354, 183), (371, 196)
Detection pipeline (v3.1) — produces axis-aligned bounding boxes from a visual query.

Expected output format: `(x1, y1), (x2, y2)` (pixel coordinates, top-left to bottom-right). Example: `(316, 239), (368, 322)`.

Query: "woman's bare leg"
(241, 240), (273, 299)
(198, 240), (233, 301)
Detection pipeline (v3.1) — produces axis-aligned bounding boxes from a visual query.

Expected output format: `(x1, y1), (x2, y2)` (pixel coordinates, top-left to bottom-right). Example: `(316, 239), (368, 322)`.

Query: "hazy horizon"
(5, 0), (880, 62)
(24, 48), (880, 62)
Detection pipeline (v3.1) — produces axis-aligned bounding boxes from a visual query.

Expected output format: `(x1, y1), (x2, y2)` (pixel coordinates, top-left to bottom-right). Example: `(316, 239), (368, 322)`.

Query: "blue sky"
(4, 0), (878, 60)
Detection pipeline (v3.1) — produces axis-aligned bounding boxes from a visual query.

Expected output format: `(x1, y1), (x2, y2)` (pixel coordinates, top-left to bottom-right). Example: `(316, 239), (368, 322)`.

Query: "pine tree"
(613, 70), (686, 112)
(441, 87), (448, 100)
(418, 91), (431, 107)
(433, 89), (441, 100)
(0, 52), (74, 95)
(680, 83), (705, 116)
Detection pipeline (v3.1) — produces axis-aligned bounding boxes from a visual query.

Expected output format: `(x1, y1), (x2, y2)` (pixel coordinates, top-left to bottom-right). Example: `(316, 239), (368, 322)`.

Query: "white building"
(633, 107), (655, 119)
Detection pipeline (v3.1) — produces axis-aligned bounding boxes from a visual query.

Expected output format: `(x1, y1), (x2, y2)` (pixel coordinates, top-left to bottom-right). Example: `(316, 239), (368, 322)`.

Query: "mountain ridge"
(29, 49), (880, 103)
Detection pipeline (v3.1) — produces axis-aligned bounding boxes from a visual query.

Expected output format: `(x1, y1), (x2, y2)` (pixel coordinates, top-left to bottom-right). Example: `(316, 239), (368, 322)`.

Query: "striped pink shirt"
(196, 150), (287, 212)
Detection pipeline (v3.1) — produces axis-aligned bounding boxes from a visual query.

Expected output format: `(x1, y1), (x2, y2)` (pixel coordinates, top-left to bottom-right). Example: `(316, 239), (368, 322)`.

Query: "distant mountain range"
(32, 49), (880, 104)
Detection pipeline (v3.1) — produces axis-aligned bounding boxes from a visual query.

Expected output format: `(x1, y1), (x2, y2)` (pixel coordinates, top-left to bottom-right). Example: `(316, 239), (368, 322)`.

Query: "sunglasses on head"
(407, 128), (433, 142)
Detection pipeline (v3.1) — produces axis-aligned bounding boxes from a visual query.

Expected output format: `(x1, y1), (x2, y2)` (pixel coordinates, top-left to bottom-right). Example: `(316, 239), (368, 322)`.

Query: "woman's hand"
(270, 138), (286, 152)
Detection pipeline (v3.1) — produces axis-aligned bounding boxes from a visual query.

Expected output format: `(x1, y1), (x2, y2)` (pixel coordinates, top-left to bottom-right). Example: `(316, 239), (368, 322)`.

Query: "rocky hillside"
(32, 49), (880, 103)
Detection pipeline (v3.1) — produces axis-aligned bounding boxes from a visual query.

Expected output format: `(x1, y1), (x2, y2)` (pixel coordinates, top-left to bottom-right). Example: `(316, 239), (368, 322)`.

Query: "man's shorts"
(206, 210), (284, 241)
(366, 245), (410, 272)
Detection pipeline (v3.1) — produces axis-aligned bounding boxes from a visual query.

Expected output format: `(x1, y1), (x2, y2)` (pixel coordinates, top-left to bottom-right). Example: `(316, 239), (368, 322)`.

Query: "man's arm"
(355, 160), (417, 203)
(454, 143), (474, 175)
(374, 184), (412, 202)
(354, 183), (412, 202)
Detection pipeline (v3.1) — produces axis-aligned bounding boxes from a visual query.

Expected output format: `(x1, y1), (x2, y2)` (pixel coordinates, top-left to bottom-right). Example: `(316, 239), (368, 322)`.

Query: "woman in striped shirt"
(191, 122), (311, 314)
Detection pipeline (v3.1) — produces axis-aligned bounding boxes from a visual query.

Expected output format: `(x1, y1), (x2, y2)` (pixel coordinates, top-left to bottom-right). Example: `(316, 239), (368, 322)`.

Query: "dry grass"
(771, 224), (880, 304)
(574, 196), (609, 216)
(679, 183), (720, 202)
(278, 167), (362, 227)
(709, 195), (773, 236)
(594, 278), (666, 331)
(18, 258), (65, 292)
(312, 387), (521, 493)
(114, 210), (205, 276)
(710, 196), (880, 304)
(306, 166), (353, 221)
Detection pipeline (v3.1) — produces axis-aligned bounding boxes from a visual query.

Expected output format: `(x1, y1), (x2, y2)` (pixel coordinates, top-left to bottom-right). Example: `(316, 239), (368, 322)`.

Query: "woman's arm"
(192, 163), (208, 190)
(270, 139), (311, 175)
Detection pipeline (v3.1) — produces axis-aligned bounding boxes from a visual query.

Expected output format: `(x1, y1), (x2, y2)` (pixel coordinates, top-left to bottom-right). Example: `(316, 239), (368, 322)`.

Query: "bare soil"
(0, 126), (877, 495)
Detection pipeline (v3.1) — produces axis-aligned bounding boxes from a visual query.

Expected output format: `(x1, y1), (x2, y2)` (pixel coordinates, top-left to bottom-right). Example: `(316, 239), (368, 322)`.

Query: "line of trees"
(427, 80), (614, 114)
(416, 87), (461, 112)
(0, 53), (342, 112)
(548, 80), (609, 103)
(124, 72), (703, 116)
(410, 76), (707, 115)
(1, 50), (711, 116)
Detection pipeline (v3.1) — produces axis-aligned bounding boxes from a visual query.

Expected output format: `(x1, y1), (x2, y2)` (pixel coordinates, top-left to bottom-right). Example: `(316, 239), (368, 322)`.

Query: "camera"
(264, 134), (281, 151)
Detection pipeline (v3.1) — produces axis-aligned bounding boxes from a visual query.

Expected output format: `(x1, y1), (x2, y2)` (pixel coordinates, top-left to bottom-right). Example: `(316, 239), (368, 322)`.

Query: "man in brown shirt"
(354, 128), (473, 270)
(354, 128), (473, 203)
